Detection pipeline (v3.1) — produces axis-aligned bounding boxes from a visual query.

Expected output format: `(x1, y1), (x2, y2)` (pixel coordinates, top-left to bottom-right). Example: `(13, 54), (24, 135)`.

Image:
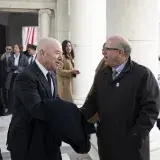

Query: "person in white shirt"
(6, 44), (28, 114)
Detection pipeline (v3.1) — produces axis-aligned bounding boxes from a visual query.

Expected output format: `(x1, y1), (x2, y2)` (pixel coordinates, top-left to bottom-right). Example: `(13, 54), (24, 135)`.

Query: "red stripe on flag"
(31, 27), (35, 44)
(25, 27), (30, 45)
(27, 27), (32, 45)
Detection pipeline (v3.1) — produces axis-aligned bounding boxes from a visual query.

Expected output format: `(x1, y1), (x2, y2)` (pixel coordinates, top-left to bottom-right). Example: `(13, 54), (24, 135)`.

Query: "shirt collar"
(35, 59), (48, 78)
(32, 53), (37, 57)
(14, 53), (20, 59)
(112, 60), (128, 73)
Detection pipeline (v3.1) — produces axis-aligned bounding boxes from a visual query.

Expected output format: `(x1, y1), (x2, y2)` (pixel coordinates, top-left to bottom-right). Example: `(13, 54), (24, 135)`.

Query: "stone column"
(70, 0), (106, 107)
(55, 0), (70, 42)
(38, 9), (52, 38)
(106, 0), (159, 77)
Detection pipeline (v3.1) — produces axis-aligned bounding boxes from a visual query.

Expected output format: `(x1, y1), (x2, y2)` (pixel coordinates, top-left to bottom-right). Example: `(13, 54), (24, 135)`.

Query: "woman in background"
(57, 40), (80, 102)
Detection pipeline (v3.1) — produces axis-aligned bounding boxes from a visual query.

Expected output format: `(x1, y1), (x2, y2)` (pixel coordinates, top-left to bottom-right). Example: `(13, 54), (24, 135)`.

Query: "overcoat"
(81, 58), (160, 160)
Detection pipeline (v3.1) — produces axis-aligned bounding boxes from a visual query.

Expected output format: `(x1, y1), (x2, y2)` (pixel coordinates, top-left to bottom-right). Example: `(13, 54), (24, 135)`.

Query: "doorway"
(0, 24), (6, 55)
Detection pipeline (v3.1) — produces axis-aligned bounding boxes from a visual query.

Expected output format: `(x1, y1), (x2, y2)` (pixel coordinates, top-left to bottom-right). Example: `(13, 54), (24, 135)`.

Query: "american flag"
(22, 26), (38, 51)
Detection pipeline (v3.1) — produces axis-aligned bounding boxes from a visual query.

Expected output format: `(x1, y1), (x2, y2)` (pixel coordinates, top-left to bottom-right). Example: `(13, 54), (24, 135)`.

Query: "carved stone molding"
(39, 9), (52, 15)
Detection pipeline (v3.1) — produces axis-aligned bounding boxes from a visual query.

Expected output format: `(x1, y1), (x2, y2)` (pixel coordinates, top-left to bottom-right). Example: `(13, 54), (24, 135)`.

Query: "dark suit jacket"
(0, 60), (5, 116)
(7, 62), (90, 160)
(6, 53), (28, 90)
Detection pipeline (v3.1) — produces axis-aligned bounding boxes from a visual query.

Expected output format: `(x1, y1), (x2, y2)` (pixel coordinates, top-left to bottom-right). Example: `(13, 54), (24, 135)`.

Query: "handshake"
(45, 97), (95, 154)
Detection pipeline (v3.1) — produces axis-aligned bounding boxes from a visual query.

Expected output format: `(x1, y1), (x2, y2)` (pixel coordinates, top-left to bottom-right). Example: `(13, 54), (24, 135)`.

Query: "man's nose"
(58, 54), (63, 61)
(103, 50), (107, 56)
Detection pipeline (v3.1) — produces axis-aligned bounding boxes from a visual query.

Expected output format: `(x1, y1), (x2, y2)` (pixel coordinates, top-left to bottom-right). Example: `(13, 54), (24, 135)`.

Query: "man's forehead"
(47, 43), (62, 52)
(106, 39), (114, 47)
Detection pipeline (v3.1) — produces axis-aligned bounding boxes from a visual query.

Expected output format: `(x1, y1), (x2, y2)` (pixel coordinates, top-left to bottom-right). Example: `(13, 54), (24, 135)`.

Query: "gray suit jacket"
(6, 53), (28, 90)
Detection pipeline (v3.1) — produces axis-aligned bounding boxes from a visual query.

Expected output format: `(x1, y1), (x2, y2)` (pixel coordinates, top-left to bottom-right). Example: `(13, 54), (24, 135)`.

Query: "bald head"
(107, 36), (132, 56)
(37, 37), (61, 55)
(36, 37), (62, 71)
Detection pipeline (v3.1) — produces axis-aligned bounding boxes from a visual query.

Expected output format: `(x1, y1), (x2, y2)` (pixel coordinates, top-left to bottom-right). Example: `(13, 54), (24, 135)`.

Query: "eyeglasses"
(104, 47), (120, 51)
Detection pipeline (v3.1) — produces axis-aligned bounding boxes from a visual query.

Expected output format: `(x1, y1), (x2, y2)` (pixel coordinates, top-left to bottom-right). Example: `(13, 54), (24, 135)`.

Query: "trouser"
(8, 73), (18, 113)
(10, 152), (25, 160)
(0, 149), (3, 160)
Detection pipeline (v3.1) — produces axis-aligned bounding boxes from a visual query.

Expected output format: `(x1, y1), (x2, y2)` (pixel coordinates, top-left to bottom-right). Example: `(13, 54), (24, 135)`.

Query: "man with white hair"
(81, 36), (160, 160)
(7, 37), (90, 160)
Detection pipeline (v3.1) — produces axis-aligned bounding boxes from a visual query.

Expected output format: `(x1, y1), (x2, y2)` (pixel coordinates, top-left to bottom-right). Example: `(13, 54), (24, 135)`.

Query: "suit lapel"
(18, 53), (23, 66)
(38, 73), (52, 98)
(10, 55), (15, 65)
(113, 58), (132, 81)
(31, 62), (52, 98)
(50, 71), (57, 98)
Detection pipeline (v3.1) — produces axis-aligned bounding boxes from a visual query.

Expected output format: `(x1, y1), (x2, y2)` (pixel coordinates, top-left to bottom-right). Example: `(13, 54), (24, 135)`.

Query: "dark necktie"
(46, 72), (52, 89)
(30, 56), (34, 64)
(112, 70), (118, 80)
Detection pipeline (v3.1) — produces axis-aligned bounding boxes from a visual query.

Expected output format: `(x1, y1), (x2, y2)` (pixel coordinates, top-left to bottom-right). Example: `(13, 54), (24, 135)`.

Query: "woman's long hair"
(62, 40), (75, 59)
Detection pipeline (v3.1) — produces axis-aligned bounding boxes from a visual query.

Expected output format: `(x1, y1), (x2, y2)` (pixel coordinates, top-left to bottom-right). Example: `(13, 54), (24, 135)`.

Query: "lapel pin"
(116, 83), (120, 87)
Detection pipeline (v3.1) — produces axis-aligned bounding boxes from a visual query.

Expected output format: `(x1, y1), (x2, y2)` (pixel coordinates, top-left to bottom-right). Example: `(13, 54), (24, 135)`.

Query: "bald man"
(7, 38), (90, 160)
(81, 36), (160, 160)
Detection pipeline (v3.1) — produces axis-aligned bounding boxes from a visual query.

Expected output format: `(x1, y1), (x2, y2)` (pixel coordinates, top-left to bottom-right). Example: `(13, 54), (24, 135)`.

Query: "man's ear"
(40, 49), (45, 56)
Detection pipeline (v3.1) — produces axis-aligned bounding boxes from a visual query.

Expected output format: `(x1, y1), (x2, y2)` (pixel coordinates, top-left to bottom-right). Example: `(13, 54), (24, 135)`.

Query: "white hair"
(37, 37), (61, 54)
(108, 35), (132, 55)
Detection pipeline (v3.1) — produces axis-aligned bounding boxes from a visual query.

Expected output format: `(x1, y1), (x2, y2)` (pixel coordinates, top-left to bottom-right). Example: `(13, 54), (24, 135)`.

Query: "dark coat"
(81, 58), (160, 160)
(0, 60), (5, 116)
(6, 53), (28, 90)
(7, 62), (90, 160)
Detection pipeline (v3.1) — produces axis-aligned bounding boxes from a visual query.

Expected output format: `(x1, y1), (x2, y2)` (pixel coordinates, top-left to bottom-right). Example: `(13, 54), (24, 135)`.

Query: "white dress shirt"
(14, 53), (20, 73)
(14, 53), (20, 66)
(35, 59), (54, 95)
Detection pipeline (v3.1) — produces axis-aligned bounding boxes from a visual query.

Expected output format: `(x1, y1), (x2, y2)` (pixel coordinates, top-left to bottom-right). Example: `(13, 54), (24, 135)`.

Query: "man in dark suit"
(80, 36), (160, 160)
(28, 44), (37, 65)
(23, 44), (31, 58)
(7, 37), (90, 160)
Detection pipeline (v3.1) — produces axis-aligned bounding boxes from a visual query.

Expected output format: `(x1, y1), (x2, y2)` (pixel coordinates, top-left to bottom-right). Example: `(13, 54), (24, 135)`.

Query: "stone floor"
(0, 115), (91, 160)
(1, 115), (160, 160)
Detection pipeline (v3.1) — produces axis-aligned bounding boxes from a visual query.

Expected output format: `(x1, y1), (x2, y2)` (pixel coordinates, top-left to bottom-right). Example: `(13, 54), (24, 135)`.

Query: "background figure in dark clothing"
(23, 44), (31, 58)
(0, 60), (5, 116)
(1, 45), (12, 113)
(28, 44), (37, 65)
(6, 44), (28, 114)
(0, 60), (4, 160)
